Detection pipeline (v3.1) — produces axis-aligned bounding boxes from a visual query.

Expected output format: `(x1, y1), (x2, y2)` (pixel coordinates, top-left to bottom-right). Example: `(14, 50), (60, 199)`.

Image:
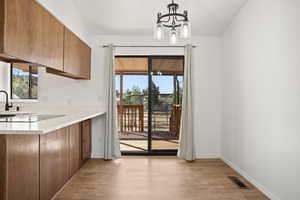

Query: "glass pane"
(30, 66), (38, 99)
(151, 58), (184, 151)
(115, 58), (149, 152)
(123, 75), (148, 105)
(11, 64), (30, 99)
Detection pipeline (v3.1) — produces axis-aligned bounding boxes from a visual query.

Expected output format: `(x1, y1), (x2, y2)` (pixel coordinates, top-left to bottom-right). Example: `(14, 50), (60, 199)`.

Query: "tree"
(124, 86), (143, 105)
(116, 89), (120, 98)
(142, 81), (160, 108)
(150, 81), (160, 105)
(121, 82), (161, 106)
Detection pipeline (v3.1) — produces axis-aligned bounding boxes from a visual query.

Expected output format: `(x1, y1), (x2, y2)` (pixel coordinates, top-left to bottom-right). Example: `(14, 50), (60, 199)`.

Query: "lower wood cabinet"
(0, 135), (39, 200)
(0, 120), (92, 200)
(69, 123), (81, 177)
(40, 127), (70, 200)
(81, 119), (91, 164)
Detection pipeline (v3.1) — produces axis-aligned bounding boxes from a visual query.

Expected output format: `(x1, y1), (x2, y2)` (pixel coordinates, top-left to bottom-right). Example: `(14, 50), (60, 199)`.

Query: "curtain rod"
(101, 45), (196, 48)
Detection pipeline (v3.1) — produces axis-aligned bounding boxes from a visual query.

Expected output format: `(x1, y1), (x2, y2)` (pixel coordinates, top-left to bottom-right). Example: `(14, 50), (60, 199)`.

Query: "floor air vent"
(228, 176), (249, 189)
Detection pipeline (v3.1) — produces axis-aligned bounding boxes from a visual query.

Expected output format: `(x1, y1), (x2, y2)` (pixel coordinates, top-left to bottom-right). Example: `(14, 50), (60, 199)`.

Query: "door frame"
(115, 55), (184, 156)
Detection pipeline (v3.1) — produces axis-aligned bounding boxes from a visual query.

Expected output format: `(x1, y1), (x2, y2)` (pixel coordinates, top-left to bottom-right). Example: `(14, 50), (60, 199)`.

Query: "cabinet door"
(0, 136), (5, 200)
(3, 0), (64, 70)
(3, 0), (36, 62)
(63, 27), (91, 79)
(69, 123), (81, 177)
(33, 2), (64, 70)
(40, 128), (70, 200)
(6, 135), (39, 200)
(81, 120), (91, 163)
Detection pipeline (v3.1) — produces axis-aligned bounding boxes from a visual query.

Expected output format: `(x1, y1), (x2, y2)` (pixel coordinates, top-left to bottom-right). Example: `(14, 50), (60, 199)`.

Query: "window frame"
(10, 64), (38, 100)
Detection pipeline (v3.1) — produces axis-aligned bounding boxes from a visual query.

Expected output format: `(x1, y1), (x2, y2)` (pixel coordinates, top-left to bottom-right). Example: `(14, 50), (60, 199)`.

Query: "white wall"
(0, 62), (9, 104)
(0, 62), (9, 98)
(221, 0), (300, 199)
(91, 35), (222, 158)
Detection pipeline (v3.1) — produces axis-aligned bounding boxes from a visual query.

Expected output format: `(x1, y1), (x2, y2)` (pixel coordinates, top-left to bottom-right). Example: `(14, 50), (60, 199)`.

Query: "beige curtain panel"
(104, 44), (121, 160)
(178, 44), (196, 161)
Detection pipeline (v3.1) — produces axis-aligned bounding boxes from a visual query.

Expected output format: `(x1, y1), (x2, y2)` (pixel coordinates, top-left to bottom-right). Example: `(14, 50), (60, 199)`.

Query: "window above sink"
(11, 63), (38, 100)
(0, 61), (39, 103)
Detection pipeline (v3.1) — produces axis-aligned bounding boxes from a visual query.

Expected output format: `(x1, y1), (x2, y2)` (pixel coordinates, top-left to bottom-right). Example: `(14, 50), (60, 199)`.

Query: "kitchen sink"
(0, 114), (66, 122)
(0, 114), (16, 118)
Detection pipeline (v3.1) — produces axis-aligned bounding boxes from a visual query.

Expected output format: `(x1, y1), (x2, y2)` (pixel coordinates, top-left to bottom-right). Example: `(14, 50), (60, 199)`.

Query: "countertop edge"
(41, 111), (106, 134)
(0, 111), (106, 135)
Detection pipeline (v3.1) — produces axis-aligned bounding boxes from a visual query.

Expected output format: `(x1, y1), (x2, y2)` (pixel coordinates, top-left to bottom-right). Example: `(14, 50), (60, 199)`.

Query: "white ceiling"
(73, 0), (248, 36)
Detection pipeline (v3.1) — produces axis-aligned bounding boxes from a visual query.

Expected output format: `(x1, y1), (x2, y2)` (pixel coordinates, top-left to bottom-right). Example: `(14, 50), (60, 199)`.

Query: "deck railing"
(117, 104), (182, 137)
(117, 104), (144, 132)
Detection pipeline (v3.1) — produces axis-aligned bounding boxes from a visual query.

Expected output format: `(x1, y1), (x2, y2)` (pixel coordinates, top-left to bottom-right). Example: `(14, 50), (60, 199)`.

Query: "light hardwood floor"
(55, 157), (270, 200)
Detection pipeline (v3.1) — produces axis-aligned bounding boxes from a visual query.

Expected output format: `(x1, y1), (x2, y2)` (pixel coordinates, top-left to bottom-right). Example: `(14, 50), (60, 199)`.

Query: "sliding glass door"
(115, 56), (184, 155)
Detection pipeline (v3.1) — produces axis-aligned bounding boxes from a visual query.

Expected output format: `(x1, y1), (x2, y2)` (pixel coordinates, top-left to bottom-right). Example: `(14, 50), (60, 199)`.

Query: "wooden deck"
(118, 104), (181, 151)
(54, 157), (270, 200)
(120, 140), (179, 151)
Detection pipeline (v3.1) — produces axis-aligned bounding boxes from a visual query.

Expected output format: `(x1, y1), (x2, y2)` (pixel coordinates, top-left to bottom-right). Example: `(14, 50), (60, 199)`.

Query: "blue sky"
(115, 75), (183, 94)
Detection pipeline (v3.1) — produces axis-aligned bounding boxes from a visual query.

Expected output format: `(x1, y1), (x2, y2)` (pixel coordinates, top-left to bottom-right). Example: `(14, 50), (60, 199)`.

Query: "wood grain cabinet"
(63, 28), (91, 80)
(0, 121), (92, 200)
(46, 27), (91, 80)
(40, 127), (70, 200)
(0, 135), (40, 200)
(69, 123), (81, 177)
(0, 0), (91, 79)
(0, 0), (64, 71)
(81, 119), (92, 163)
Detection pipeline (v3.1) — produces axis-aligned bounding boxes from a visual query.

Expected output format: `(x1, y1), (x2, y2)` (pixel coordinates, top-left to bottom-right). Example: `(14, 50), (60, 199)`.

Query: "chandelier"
(154, 0), (191, 44)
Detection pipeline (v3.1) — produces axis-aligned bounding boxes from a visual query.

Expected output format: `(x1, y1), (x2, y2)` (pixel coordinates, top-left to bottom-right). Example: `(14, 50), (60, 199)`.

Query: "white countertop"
(0, 106), (106, 134)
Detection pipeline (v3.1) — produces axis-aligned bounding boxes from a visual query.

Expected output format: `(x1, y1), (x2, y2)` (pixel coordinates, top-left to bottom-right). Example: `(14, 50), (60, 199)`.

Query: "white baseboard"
(221, 157), (280, 200)
(91, 154), (104, 158)
(196, 154), (219, 159)
(92, 154), (219, 159)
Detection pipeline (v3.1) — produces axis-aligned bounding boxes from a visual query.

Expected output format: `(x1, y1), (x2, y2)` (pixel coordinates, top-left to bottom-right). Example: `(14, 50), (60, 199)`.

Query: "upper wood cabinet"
(46, 27), (91, 80)
(0, 0), (91, 79)
(62, 27), (91, 80)
(34, 2), (64, 71)
(0, 0), (64, 71)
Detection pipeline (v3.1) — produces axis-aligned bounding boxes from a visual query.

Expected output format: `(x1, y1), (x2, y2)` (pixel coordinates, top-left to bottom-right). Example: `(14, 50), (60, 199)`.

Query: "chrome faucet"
(0, 90), (13, 111)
